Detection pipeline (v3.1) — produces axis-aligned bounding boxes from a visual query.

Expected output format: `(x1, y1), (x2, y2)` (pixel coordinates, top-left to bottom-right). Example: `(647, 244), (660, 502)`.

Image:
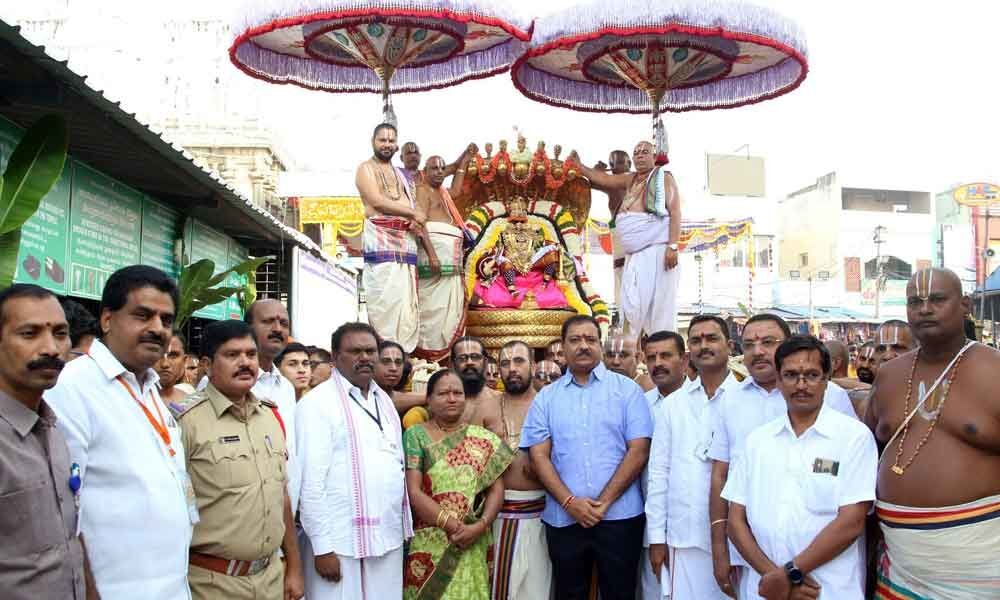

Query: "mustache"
(267, 333), (285, 341)
(234, 367), (254, 377)
(140, 333), (165, 346)
(27, 356), (65, 372)
(651, 367), (669, 377)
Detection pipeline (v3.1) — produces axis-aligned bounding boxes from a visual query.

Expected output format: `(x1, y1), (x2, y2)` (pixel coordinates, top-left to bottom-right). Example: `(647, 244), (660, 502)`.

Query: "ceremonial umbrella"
(510, 0), (808, 161)
(230, 0), (533, 125)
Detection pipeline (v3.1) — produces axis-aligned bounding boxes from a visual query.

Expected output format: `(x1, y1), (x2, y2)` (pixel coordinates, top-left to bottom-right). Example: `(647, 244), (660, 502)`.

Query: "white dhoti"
(363, 217), (419, 352)
(299, 533), (404, 600)
(668, 547), (729, 600)
(615, 212), (680, 336)
(417, 221), (465, 359)
(491, 490), (552, 600)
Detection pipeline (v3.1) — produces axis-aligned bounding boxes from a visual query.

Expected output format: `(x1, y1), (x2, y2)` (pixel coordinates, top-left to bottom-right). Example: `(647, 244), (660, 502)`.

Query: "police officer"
(173, 320), (304, 600)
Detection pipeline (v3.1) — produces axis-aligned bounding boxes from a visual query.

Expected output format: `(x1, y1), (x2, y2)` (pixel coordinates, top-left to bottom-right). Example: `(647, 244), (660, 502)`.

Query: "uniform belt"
(189, 551), (271, 577)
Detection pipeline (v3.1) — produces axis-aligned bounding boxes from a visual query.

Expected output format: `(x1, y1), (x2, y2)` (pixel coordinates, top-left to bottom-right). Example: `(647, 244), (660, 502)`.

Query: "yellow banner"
(299, 196), (365, 225)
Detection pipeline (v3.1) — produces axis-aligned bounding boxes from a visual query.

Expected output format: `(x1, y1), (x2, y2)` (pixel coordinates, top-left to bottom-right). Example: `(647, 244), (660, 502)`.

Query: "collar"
(333, 369), (375, 402)
(89, 339), (160, 388)
(257, 365), (281, 385)
(687, 370), (736, 398)
(739, 375), (781, 396)
(560, 361), (607, 388)
(774, 403), (836, 439)
(205, 382), (261, 419)
(0, 389), (54, 438)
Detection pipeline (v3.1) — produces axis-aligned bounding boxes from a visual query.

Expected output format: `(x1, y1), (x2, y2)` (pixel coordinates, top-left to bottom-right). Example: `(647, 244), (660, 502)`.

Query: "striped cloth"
(363, 216), (417, 266)
(492, 491), (551, 600)
(876, 494), (1000, 599)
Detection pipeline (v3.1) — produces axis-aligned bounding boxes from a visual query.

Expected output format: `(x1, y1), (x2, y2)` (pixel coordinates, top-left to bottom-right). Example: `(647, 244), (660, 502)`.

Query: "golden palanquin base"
(465, 309), (576, 352)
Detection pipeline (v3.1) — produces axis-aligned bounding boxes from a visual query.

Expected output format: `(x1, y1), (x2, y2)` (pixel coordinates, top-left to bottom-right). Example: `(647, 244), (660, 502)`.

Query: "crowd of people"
(3, 127), (998, 600)
(2, 260), (997, 600)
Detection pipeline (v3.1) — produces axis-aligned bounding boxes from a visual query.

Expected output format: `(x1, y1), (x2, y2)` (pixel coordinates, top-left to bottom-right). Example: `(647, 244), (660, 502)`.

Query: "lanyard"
(117, 376), (175, 457)
(350, 388), (382, 431)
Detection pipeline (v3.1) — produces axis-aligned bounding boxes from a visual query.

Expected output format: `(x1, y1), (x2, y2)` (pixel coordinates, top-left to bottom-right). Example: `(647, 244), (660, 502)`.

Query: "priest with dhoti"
(357, 123), (423, 352)
(573, 141), (680, 336)
(414, 154), (469, 361)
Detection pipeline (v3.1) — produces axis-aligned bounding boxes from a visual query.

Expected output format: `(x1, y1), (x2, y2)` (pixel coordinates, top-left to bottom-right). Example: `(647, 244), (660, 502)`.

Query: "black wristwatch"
(784, 561), (804, 585)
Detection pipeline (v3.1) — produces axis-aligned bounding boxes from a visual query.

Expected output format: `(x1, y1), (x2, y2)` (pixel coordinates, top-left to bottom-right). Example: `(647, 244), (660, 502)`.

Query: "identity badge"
(812, 457), (840, 476)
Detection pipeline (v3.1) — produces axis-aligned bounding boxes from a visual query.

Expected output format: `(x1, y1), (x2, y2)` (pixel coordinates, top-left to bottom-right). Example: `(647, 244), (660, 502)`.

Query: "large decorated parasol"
(510, 0), (808, 160)
(230, 0), (533, 125)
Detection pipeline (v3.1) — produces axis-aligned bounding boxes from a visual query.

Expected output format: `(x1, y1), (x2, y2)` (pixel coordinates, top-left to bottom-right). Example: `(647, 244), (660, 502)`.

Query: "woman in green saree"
(403, 368), (515, 600)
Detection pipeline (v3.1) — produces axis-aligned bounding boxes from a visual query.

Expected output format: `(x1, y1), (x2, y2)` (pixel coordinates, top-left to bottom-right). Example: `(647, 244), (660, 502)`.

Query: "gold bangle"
(711, 518), (728, 527)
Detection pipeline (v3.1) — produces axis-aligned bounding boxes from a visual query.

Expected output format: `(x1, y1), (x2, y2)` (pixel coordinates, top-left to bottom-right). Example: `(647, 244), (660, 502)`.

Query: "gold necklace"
(371, 159), (402, 200)
(890, 348), (965, 476)
(433, 419), (462, 433)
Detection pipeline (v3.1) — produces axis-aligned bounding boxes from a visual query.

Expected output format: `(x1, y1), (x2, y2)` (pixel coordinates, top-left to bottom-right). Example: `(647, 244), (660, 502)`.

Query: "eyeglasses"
(780, 371), (825, 385)
(455, 353), (484, 363)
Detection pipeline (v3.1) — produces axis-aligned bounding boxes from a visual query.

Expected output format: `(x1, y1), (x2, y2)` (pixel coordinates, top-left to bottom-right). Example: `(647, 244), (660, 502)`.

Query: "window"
(800, 252), (809, 267)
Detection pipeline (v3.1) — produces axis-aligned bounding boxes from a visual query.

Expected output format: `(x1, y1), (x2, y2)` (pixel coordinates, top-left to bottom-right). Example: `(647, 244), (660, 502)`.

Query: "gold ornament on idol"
(890, 348), (965, 476)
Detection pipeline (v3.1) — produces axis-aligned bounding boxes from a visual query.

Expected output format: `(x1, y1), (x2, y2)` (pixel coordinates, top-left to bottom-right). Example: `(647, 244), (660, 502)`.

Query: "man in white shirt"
(708, 313), (856, 598)
(296, 322), (412, 599)
(638, 330), (688, 599)
(47, 265), (195, 600)
(646, 315), (739, 599)
(723, 335), (875, 600)
(244, 299), (301, 514)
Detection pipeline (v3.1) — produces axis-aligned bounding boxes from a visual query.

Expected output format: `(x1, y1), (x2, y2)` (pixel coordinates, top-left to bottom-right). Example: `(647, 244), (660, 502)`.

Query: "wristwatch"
(784, 561), (804, 585)
(667, 242), (679, 251)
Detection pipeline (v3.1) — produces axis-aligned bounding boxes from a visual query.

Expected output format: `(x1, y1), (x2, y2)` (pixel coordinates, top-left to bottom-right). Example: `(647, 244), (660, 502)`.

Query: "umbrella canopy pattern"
(511, 0), (808, 115)
(230, 0), (532, 96)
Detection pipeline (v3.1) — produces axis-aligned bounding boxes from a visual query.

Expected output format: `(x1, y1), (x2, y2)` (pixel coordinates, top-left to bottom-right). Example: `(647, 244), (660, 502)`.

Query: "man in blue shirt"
(521, 315), (653, 600)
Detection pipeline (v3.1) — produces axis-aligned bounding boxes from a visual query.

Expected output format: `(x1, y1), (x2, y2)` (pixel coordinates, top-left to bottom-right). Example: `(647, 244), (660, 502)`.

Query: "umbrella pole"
(647, 88), (668, 165)
(378, 68), (397, 127)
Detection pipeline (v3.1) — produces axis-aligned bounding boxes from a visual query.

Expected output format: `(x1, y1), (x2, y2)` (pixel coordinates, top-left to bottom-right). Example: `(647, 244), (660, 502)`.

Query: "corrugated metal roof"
(0, 19), (327, 258)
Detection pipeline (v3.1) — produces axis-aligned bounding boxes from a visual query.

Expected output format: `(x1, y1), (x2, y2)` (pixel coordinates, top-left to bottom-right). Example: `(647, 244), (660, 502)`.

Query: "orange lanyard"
(117, 376), (174, 457)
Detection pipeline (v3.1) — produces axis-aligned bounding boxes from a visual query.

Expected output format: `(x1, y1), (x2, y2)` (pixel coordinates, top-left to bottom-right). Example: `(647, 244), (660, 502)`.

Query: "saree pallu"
(403, 425), (515, 600)
(875, 495), (1000, 599)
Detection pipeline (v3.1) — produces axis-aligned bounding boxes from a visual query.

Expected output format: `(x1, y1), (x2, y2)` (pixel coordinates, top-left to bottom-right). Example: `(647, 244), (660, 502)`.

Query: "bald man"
(413, 153), (470, 359)
(867, 268), (1000, 598)
(573, 142), (681, 335)
(400, 141), (422, 191)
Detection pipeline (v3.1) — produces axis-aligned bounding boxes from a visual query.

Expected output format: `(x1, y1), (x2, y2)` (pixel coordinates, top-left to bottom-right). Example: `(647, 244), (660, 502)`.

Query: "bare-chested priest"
(491, 341), (553, 600)
(414, 152), (471, 359)
(450, 336), (501, 430)
(867, 267), (1000, 598)
(572, 142), (681, 334)
(356, 123), (426, 352)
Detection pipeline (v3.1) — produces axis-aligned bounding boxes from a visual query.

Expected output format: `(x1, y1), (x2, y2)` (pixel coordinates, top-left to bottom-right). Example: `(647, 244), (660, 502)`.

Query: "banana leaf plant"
(174, 255), (273, 330)
(0, 115), (69, 288)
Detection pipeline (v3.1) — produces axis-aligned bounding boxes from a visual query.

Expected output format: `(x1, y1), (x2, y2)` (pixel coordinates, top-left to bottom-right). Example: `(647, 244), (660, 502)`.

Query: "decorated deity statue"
(484, 142), (493, 160)
(472, 196), (567, 309)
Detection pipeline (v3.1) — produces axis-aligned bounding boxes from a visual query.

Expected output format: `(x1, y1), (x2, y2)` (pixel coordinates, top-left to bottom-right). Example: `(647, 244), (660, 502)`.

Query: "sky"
(7, 0), (1000, 208)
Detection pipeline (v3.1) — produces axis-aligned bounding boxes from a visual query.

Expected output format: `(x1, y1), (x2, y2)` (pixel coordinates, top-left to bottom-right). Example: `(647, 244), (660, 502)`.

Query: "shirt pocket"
(0, 485), (64, 557)
(801, 473), (839, 516)
(210, 442), (257, 489)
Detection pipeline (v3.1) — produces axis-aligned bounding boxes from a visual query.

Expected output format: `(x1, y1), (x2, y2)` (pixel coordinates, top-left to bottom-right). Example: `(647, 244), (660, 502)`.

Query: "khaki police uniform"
(174, 383), (288, 600)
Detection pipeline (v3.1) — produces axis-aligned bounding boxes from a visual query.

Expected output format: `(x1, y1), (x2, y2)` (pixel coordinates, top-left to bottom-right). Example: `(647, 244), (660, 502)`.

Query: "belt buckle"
(248, 556), (270, 576)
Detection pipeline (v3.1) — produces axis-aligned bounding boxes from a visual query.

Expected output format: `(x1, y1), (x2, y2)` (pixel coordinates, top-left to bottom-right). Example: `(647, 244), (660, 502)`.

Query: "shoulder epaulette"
(169, 393), (208, 419)
(259, 397), (277, 409)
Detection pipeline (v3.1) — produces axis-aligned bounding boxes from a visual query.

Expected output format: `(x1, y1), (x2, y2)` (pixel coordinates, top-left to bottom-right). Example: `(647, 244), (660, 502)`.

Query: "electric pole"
(874, 226), (886, 319)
